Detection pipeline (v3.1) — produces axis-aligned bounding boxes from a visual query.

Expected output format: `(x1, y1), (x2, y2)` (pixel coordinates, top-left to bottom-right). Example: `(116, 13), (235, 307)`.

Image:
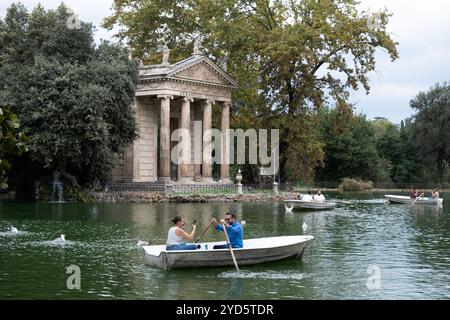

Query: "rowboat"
(284, 199), (336, 211)
(385, 195), (443, 206)
(141, 235), (314, 270)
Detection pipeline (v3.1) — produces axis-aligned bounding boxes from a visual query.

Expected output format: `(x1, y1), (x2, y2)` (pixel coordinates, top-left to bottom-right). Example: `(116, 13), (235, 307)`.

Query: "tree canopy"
(0, 106), (28, 190)
(104, 0), (399, 182)
(410, 82), (450, 184)
(0, 3), (139, 196)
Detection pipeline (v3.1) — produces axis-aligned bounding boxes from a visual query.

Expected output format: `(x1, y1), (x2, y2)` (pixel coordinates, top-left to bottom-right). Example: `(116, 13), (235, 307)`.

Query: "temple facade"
(112, 50), (238, 184)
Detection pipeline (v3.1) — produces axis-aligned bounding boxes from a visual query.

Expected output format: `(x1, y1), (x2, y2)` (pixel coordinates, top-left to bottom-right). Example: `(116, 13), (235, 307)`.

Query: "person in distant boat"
(211, 212), (243, 249)
(166, 216), (198, 251)
(314, 190), (326, 202)
(432, 188), (440, 199)
(409, 189), (418, 199)
(301, 191), (313, 201)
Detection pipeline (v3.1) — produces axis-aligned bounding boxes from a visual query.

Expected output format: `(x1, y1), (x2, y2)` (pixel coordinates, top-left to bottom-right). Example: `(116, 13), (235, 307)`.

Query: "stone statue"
(162, 44), (170, 65)
(219, 56), (228, 71)
(193, 37), (202, 55)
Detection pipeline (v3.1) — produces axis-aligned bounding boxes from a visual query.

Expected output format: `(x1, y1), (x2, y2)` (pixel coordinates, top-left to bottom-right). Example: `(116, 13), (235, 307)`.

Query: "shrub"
(339, 178), (373, 191)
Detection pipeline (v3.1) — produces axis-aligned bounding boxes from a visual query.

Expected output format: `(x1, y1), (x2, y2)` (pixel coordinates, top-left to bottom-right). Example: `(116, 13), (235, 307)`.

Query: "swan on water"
(302, 222), (308, 232)
(284, 204), (294, 212)
(10, 226), (19, 234)
(137, 240), (149, 246)
(52, 234), (66, 243)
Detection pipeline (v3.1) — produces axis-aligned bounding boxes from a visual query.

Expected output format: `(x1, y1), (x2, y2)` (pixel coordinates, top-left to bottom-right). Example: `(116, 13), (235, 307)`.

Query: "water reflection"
(0, 192), (449, 299)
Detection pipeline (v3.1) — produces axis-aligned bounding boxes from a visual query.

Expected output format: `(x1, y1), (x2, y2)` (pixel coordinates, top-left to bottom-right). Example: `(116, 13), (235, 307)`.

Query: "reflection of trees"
(227, 277), (244, 300)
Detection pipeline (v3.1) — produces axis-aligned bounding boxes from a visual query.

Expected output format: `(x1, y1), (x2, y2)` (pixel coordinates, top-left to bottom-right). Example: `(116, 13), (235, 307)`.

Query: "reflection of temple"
(113, 47), (238, 184)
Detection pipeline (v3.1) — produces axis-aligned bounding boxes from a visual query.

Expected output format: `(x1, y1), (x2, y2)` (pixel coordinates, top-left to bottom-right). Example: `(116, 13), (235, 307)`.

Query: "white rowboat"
(141, 235), (314, 270)
(385, 195), (443, 206)
(284, 200), (336, 211)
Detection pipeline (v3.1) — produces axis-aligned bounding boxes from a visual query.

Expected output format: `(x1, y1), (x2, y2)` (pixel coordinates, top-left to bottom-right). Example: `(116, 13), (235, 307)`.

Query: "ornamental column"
(180, 97), (194, 182)
(220, 102), (231, 184)
(124, 97), (141, 182)
(158, 95), (173, 182)
(202, 100), (213, 182)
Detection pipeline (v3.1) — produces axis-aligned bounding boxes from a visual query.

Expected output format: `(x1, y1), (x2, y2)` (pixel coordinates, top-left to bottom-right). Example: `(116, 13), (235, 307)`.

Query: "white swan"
(302, 222), (308, 232)
(10, 226), (19, 234)
(52, 234), (66, 243)
(284, 204), (294, 212)
(137, 240), (149, 247)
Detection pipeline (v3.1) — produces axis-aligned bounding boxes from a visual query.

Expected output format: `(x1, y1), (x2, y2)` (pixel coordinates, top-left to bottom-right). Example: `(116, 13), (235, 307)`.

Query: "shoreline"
(2, 188), (447, 203)
(90, 191), (300, 203)
(90, 189), (448, 203)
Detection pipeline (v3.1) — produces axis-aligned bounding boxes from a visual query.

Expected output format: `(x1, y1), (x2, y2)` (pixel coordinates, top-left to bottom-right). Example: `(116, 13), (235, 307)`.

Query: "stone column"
(202, 100), (213, 183)
(194, 104), (202, 182)
(220, 102), (231, 184)
(158, 95), (173, 182)
(124, 97), (141, 182)
(180, 97), (194, 183)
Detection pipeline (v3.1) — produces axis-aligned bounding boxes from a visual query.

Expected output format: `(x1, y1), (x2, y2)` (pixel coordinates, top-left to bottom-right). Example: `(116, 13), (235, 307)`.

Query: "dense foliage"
(0, 4), (139, 198)
(104, 0), (399, 183)
(0, 107), (28, 190)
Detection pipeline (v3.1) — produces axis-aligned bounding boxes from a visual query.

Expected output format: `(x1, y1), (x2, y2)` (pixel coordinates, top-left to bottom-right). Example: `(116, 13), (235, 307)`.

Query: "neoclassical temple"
(112, 47), (238, 184)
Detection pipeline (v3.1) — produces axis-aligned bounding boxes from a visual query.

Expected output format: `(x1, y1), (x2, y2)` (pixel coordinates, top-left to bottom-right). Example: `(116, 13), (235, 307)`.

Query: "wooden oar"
(196, 221), (214, 243)
(412, 193), (424, 206)
(222, 223), (240, 272)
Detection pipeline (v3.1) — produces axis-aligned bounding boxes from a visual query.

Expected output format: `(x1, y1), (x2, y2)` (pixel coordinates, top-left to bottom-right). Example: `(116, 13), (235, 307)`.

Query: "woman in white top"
(432, 188), (440, 200)
(166, 216), (198, 251)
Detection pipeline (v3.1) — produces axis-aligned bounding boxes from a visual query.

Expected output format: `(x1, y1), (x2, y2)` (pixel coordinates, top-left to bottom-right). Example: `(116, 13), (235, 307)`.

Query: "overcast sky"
(1, 0), (450, 123)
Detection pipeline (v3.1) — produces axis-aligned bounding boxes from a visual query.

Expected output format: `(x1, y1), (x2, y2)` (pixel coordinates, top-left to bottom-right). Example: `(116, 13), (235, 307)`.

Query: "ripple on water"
(218, 270), (310, 280)
(0, 231), (30, 237)
(28, 240), (77, 247)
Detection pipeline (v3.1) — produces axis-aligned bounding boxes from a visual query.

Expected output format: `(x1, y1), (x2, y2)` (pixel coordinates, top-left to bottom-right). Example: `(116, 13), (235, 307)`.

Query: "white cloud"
(353, 0), (450, 122)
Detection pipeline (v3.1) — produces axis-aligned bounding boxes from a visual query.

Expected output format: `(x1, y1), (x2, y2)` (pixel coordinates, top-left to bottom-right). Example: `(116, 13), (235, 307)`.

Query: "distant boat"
(140, 235), (314, 270)
(284, 199), (336, 211)
(385, 195), (443, 206)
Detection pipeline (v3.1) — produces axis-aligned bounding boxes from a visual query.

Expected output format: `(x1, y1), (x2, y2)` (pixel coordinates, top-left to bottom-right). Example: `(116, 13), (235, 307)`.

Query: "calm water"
(1, 192), (449, 299)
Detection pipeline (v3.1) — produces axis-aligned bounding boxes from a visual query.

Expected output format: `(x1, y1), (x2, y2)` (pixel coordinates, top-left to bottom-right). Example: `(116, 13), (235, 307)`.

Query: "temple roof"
(139, 54), (238, 89)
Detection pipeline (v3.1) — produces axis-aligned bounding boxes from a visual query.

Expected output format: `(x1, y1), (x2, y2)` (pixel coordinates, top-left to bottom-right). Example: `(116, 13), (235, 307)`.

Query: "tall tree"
(410, 83), (450, 184)
(104, 0), (399, 182)
(0, 107), (28, 190)
(315, 107), (379, 182)
(0, 4), (138, 197)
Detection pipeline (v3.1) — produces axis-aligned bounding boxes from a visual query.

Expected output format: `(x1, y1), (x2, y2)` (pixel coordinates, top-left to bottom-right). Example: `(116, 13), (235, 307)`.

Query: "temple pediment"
(170, 59), (237, 88)
(139, 54), (238, 89)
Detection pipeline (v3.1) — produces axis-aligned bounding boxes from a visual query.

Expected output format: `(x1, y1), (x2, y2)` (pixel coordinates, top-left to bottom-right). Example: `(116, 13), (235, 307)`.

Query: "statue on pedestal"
(193, 37), (202, 55)
(162, 44), (170, 65)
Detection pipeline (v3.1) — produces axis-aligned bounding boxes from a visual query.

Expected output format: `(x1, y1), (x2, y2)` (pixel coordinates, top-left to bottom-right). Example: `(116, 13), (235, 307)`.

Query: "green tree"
(0, 107), (28, 190)
(375, 121), (400, 182)
(397, 119), (425, 183)
(104, 0), (398, 182)
(0, 4), (138, 196)
(410, 83), (450, 184)
(316, 107), (380, 182)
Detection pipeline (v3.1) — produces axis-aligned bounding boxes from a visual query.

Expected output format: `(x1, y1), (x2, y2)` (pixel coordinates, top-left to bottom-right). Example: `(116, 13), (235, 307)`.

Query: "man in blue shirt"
(211, 212), (243, 249)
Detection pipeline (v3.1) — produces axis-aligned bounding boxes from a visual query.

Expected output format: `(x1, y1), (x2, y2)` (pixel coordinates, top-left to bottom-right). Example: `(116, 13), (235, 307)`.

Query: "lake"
(1, 192), (449, 299)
